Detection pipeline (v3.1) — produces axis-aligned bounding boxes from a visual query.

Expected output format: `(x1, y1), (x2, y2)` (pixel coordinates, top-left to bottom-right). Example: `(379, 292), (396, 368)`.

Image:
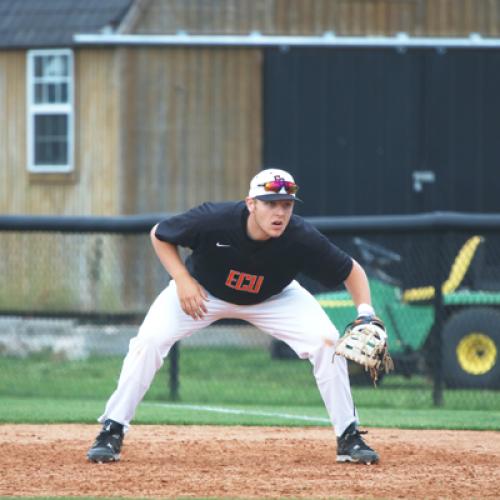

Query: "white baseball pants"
(99, 279), (359, 436)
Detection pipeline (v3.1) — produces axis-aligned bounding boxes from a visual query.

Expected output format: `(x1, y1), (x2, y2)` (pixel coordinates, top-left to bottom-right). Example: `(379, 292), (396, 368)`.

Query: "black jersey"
(155, 201), (353, 305)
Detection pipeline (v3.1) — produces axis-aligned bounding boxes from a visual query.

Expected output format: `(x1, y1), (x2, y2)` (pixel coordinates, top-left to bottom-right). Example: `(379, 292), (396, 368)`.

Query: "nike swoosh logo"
(216, 242), (231, 247)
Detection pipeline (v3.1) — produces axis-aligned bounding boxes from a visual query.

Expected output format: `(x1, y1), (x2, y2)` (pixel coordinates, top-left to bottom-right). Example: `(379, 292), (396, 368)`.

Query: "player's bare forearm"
(344, 259), (372, 309)
(150, 224), (208, 319)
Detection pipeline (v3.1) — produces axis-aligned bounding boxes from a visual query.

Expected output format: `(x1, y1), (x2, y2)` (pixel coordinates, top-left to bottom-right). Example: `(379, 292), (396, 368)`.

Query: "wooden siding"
(115, 46), (262, 308)
(75, 49), (122, 215)
(0, 51), (26, 213)
(119, 47), (262, 214)
(132, 0), (500, 37)
(0, 49), (132, 313)
(0, 49), (121, 216)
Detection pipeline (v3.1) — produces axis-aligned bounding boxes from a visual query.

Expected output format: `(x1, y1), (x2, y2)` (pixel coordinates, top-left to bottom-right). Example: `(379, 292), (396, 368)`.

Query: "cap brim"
(254, 193), (303, 202)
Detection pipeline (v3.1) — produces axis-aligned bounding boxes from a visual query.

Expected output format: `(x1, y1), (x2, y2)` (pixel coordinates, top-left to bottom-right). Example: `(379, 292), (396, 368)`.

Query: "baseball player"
(87, 168), (382, 465)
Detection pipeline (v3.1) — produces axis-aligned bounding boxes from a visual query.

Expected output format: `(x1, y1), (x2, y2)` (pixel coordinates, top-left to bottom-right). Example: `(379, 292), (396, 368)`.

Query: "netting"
(1, 216), (499, 411)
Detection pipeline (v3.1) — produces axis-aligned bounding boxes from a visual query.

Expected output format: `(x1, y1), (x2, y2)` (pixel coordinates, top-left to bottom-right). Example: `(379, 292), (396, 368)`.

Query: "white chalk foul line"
(144, 402), (331, 424)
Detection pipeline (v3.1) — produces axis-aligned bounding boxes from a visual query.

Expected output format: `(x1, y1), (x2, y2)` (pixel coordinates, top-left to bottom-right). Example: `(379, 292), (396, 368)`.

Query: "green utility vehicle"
(316, 236), (500, 389)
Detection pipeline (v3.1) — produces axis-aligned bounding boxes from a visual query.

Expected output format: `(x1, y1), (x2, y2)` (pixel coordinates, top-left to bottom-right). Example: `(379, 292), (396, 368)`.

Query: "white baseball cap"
(248, 168), (302, 202)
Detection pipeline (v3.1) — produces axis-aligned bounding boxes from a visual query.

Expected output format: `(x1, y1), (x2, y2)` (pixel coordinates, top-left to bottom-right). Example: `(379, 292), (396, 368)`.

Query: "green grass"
(1, 347), (499, 430)
(1, 397), (499, 430)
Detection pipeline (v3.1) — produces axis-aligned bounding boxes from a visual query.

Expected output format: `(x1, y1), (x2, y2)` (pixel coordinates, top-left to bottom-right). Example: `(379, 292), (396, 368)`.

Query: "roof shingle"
(0, 0), (133, 48)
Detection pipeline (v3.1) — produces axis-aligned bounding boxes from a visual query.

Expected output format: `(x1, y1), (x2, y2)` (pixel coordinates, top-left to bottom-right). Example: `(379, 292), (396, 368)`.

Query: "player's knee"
(313, 327), (339, 350)
(128, 335), (164, 359)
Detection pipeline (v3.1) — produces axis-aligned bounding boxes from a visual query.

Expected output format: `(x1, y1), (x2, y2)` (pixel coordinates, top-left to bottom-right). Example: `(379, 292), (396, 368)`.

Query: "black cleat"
(87, 419), (124, 463)
(336, 423), (379, 464)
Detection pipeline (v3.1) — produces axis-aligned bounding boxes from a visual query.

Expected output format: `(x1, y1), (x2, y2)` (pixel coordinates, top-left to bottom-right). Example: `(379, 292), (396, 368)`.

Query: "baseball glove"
(335, 316), (394, 385)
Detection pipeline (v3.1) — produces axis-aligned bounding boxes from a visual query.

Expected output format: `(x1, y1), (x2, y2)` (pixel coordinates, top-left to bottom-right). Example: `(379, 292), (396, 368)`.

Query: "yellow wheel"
(456, 333), (497, 375)
(443, 308), (500, 389)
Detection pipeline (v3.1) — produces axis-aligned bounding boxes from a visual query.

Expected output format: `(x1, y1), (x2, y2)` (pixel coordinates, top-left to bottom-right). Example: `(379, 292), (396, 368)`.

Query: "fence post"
(169, 342), (180, 400)
(432, 232), (445, 406)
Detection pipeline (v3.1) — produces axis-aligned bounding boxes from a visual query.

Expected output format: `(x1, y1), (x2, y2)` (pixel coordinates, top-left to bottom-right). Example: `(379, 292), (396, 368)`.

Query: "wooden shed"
(2, 0), (500, 217)
(2, 0), (500, 315)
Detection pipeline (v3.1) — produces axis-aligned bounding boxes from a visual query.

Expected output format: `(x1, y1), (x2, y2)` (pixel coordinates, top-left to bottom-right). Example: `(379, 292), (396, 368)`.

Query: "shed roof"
(0, 0), (133, 48)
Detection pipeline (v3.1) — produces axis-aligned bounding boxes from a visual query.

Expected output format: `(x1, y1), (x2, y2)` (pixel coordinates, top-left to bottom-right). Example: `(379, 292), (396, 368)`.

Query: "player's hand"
(336, 317), (393, 385)
(175, 273), (209, 320)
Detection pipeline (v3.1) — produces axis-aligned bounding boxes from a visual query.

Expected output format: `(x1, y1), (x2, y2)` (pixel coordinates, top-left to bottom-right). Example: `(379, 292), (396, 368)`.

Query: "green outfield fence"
(1, 212), (500, 410)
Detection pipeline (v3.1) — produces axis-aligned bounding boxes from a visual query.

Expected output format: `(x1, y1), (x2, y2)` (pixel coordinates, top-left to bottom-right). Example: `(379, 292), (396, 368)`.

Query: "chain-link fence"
(1, 213), (499, 411)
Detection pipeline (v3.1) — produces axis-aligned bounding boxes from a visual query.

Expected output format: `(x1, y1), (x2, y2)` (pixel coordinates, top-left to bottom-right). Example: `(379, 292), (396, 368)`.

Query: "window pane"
(60, 55), (69, 76)
(34, 114), (68, 165)
(44, 55), (67, 77)
(34, 82), (69, 104)
(34, 57), (44, 77)
(42, 56), (50, 76)
(34, 83), (44, 104)
(48, 83), (56, 103)
(61, 83), (68, 102)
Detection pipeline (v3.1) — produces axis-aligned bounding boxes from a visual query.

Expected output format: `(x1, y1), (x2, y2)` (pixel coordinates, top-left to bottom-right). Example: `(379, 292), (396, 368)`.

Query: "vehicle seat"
(402, 236), (484, 303)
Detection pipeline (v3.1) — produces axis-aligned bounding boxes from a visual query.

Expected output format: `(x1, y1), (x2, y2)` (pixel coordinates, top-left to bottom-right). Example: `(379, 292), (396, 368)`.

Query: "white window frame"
(27, 48), (74, 173)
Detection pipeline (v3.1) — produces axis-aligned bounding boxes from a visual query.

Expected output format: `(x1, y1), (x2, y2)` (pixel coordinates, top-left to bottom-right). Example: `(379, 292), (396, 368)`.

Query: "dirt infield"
(1, 424), (499, 499)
